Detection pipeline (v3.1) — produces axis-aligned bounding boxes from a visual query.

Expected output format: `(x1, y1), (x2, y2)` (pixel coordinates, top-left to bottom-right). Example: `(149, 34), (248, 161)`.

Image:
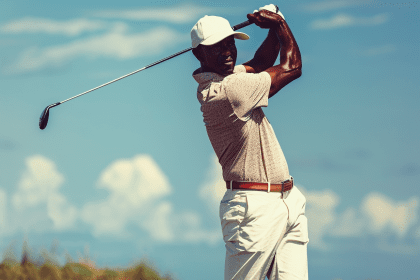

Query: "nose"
(221, 48), (232, 57)
(220, 43), (233, 57)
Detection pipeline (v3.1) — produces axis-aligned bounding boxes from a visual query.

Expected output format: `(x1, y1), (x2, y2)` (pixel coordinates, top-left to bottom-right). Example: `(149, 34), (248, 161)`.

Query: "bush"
(0, 242), (176, 280)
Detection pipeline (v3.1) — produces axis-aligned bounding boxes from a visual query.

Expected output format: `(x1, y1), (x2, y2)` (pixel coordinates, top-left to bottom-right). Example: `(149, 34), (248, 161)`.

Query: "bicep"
(265, 66), (302, 98)
(243, 60), (267, 74)
(242, 64), (257, 73)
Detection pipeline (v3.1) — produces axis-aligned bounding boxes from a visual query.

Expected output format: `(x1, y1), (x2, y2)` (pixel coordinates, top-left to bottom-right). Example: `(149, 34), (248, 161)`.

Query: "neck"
(200, 64), (218, 74)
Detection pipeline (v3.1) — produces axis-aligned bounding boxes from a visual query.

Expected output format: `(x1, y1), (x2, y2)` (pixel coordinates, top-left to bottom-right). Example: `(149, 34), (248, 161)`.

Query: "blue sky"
(0, 0), (419, 279)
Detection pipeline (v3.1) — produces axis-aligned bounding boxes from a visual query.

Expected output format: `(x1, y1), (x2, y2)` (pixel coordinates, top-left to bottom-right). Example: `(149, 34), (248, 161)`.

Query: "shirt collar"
(192, 68), (226, 85)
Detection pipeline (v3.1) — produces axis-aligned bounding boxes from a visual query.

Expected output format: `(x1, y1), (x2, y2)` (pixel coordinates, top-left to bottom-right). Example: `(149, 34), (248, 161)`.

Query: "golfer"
(191, 4), (308, 280)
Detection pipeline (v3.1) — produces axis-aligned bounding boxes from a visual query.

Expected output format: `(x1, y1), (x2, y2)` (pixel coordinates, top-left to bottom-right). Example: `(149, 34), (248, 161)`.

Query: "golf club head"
(39, 102), (60, 130)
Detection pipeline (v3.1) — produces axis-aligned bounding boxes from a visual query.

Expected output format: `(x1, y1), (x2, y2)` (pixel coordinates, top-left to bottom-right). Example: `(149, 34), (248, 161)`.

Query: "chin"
(221, 67), (235, 76)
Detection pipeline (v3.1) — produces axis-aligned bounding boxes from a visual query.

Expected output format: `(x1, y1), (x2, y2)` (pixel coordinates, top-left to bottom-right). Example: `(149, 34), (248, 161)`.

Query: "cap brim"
(234, 32), (250, 41)
(201, 31), (249, 46)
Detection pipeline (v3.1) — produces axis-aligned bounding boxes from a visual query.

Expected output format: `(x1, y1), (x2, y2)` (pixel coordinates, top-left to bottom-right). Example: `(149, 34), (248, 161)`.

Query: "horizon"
(1, 0), (419, 279)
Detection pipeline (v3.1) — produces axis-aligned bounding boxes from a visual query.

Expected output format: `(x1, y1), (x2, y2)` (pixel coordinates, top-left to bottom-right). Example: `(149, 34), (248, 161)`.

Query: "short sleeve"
(222, 71), (271, 121)
(233, 64), (246, 74)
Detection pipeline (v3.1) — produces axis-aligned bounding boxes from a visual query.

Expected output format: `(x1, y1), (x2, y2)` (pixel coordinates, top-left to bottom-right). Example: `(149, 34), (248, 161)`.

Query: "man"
(191, 4), (309, 280)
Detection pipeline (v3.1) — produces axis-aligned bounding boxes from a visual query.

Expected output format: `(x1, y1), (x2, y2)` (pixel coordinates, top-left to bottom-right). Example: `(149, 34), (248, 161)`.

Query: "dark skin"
(192, 35), (238, 76)
(194, 11), (302, 278)
(193, 10), (302, 98)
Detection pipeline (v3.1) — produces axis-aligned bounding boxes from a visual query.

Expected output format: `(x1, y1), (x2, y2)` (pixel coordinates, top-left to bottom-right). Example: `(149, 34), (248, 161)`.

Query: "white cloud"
(357, 44), (396, 57)
(5, 24), (188, 74)
(0, 189), (7, 233)
(141, 202), (219, 244)
(198, 154), (226, 216)
(299, 186), (340, 250)
(329, 207), (365, 237)
(13, 155), (64, 210)
(197, 157), (420, 251)
(302, 0), (372, 13)
(310, 13), (389, 30)
(93, 3), (218, 23)
(97, 154), (171, 204)
(47, 194), (78, 231)
(299, 186), (419, 253)
(11, 155), (77, 232)
(176, 212), (219, 244)
(361, 192), (418, 238)
(142, 202), (175, 242)
(376, 239), (419, 255)
(81, 154), (218, 244)
(1, 17), (108, 36)
(81, 154), (171, 237)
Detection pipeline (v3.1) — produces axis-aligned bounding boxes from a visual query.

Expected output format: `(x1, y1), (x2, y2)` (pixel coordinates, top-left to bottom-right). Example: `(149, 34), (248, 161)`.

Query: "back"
(193, 65), (290, 184)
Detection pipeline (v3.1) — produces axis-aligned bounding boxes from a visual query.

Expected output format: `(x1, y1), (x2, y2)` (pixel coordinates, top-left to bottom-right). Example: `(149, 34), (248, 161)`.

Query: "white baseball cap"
(191, 15), (249, 48)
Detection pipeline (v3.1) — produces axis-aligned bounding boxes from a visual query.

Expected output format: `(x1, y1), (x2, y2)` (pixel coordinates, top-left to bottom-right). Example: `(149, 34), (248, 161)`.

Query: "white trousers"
(219, 185), (309, 280)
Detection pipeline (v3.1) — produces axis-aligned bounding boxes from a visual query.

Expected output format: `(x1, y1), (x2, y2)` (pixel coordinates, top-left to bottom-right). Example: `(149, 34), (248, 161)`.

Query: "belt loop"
(230, 181), (233, 191)
(267, 182), (270, 193)
(281, 181), (284, 196)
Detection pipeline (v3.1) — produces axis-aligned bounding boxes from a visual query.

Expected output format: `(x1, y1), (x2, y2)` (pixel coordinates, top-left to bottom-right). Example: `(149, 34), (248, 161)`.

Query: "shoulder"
(223, 67), (270, 90)
(222, 65), (249, 86)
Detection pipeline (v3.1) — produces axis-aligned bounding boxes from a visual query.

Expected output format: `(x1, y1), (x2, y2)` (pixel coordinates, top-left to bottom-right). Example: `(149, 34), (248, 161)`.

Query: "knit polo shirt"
(193, 65), (290, 184)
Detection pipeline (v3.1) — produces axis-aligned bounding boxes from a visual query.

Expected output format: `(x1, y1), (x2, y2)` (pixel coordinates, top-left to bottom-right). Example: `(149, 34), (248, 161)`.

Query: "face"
(195, 35), (237, 76)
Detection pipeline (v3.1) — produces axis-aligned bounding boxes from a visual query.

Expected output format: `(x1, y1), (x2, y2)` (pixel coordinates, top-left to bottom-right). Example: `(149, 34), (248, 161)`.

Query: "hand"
(247, 9), (283, 29)
(254, 4), (285, 20)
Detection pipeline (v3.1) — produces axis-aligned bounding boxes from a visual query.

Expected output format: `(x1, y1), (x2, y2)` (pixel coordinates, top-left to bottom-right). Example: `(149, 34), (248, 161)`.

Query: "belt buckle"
(281, 177), (293, 195)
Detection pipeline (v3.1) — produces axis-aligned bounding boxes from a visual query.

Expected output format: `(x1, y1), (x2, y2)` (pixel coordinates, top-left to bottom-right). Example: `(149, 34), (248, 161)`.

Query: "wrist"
(271, 21), (283, 33)
(269, 14), (283, 28)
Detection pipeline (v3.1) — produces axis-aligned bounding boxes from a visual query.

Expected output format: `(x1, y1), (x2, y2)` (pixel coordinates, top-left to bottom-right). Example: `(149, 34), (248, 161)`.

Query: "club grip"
(232, 20), (252, 31)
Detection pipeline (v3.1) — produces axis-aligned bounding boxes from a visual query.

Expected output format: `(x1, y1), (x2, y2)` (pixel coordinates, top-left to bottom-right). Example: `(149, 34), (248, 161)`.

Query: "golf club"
(39, 20), (252, 130)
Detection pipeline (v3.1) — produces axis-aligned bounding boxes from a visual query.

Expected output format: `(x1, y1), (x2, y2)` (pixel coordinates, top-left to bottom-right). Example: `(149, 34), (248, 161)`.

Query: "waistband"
(225, 177), (293, 193)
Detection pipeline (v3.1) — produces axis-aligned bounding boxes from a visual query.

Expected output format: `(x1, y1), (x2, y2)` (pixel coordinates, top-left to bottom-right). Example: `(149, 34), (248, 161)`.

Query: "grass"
(0, 241), (176, 280)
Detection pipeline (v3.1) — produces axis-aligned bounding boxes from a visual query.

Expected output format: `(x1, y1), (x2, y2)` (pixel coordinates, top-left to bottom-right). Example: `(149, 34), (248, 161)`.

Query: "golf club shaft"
(59, 20), (251, 105)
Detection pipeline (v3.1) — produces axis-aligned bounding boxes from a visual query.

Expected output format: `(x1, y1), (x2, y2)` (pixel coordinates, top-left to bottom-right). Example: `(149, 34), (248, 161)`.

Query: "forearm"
(247, 28), (280, 72)
(265, 16), (302, 98)
(247, 9), (302, 97)
(275, 17), (302, 72)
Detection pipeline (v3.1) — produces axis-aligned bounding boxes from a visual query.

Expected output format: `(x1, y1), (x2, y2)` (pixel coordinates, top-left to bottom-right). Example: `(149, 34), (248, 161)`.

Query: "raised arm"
(247, 9), (302, 98)
(242, 28), (280, 73)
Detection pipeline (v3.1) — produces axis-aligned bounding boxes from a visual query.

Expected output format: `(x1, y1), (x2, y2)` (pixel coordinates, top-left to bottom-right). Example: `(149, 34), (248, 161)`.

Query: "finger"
(258, 4), (286, 20)
(247, 13), (258, 23)
(259, 9), (275, 16)
(259, 9), (282, 21)
(248, 12), (275, 29)
(257, 9), (276, 20)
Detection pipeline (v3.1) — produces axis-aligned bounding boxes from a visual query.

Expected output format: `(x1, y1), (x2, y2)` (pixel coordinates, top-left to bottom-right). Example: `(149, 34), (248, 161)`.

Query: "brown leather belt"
(225, 177), (293, 193)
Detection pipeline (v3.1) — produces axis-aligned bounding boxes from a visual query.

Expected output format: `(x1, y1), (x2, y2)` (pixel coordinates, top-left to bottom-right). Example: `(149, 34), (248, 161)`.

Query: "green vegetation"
(0, 261), (175, 280)
(0, 242), (176, 280)
(0, 259), (175, 280)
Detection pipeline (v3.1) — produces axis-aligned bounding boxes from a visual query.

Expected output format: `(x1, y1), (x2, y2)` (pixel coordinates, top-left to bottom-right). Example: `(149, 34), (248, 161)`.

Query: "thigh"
(268, 214), (309, 280)
(220, 191), (290, 280)
(220, 191), (289, 253)
(282, 186), (307, 229)
(224, 251), (264, 280)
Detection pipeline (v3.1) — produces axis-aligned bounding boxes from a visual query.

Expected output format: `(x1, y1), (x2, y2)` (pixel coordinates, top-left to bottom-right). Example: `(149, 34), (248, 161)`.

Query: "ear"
(192, 45), (204, 63)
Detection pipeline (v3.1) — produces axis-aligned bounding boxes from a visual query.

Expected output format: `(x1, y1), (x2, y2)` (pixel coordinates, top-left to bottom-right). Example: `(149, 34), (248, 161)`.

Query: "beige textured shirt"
(193, 65), (290, 184)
